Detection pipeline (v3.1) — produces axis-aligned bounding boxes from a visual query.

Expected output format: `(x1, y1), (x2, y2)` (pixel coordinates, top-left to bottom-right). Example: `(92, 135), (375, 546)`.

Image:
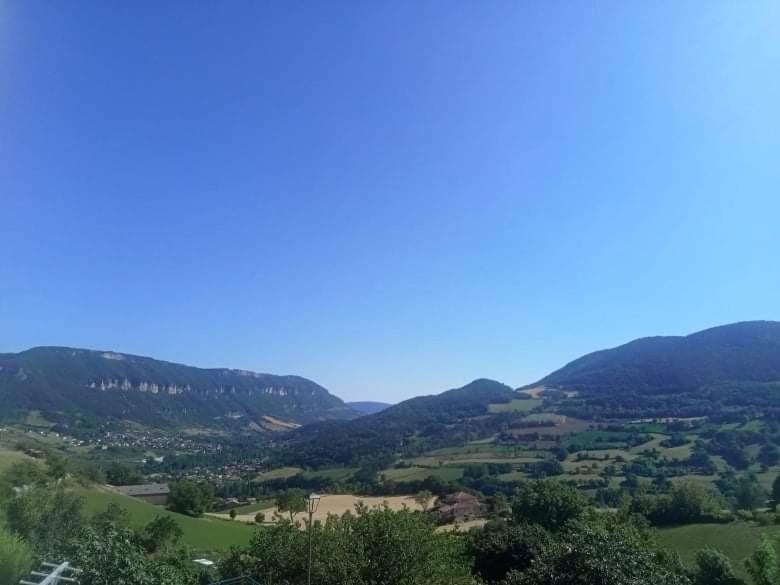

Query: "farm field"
(255, 466), (303, 482)
(301, 467), (357, 482)
(79, 486), (254, 551)
(212, 493), (429, 524)
(488, 398), (542, 413)
(656, 522), (780, 578)
(381, 465), (464, 482)
(231, 498), (276, 514)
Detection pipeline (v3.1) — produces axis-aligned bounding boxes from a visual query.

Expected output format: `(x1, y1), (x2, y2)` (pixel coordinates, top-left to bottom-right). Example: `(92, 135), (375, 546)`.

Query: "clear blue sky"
(2, 2), (779, 403)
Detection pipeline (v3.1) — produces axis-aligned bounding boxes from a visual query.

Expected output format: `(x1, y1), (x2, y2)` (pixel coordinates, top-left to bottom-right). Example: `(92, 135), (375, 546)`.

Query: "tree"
(694, 548), (744, 585)
(467, 520), (550, 583)
(92, 503), (131, 533)
(106, 463), (143, 486)
(275, 488), (307, 522)
(229, 509), (237, 521)
(140, 516), (183, 554)
(772, 475), (780, 510)
(414, 490), (434, 512)
(746, 536), (779, 585)
(4, 460), (47, 488)
(73, 525), (194, 585)
(219, 505), (472, 585)
(3, 483), (85, 558)
(759, 445), (780, 467)
(734, 474), (767, 510)
(487, 492), (512, 519)
(0, 526), (33, 585)
(46, 452), (69, 481)
(503, 519), (689, 585)
(168, 481), (213, 517)
(254, 511), (265, 524)
(512, 480), (586, 531)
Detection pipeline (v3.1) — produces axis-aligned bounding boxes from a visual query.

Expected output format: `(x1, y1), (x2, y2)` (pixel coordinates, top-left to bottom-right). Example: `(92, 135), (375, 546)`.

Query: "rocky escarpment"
(0, 346), (356, 427)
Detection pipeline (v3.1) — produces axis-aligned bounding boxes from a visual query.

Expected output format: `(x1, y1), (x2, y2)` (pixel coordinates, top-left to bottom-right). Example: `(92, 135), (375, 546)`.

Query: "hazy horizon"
(3, 2), (779, 403)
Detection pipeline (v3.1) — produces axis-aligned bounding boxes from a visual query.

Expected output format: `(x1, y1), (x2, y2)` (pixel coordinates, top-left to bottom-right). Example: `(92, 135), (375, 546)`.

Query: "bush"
(0, 526), (34, 585)
(168, 481), (213, 517)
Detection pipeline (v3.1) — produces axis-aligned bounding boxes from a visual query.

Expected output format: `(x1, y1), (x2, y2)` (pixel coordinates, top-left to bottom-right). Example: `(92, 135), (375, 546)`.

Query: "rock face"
(0, 346), (355, 427)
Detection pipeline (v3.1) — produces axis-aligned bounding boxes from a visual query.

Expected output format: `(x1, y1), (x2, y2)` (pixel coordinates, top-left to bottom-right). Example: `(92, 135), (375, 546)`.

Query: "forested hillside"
(536, 321), (780, 418)
(284, 379), (519, 467)
(0, 347), (354, 427)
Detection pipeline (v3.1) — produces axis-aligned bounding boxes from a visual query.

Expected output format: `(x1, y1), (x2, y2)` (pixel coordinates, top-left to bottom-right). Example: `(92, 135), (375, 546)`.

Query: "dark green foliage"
(772, 475), (780, 509)
(694, 549), (744, 585)
(0, 525), (34, 585)
(467, 520), (551, 583)
(3, 460), (48, 488)
(73, 525), (194, 585)
(275, 488), (307, 522)
(139, 515), (183, 553)
(219, 506), (472, 585)
(0, 346), (350, 427)
(745, 535), (779, 585)
(3, 483), (85, 558)
(758, 444), (780, 467)
(628, 483), (724, 526)
(717, 473), (767, 510)
(528, 458), (564, 478)
(512, 480), (586, 531)
(734, 475), (767, 510)
(502, 519), (690, 585)
(167, 480), (213, 517)
(106, 462), (143, 486)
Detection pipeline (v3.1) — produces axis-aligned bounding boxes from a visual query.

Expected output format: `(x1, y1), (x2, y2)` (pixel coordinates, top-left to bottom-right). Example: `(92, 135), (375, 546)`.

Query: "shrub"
(0, 526), (34, 585)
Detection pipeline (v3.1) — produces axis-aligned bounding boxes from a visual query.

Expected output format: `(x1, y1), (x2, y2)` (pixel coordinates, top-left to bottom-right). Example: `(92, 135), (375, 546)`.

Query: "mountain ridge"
(535, 320), (780, 394)
(0, 346), (354, 427)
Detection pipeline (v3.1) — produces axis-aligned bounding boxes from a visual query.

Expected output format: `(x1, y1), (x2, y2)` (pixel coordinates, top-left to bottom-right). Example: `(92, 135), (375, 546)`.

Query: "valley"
(5, 321), (780, 582)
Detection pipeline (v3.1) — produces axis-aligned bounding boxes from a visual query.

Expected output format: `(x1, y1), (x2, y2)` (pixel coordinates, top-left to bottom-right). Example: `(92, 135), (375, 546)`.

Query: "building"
(114, 483), (170, 505)
(435, 491), (483, 523)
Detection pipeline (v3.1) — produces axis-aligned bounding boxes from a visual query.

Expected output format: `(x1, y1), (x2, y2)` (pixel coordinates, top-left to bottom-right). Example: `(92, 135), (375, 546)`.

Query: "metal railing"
(19, 562), (81, 585)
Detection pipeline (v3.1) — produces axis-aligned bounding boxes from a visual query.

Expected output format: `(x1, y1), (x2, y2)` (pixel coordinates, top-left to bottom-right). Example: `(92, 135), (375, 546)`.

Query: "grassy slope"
(78, 486), (254, 551)
(656, 522), (780, 578)
(254, 466), (303, 482)
(382, 466), (465, 482)
(0, 449), (38, 473)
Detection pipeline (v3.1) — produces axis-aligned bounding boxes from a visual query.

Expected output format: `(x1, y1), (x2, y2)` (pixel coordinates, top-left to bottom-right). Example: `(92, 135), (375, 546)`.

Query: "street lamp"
(307, 493), (321, 585)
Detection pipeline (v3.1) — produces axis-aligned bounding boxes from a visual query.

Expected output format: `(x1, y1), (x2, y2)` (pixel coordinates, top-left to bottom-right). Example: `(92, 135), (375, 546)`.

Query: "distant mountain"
(536, 321), (780, 394)
(346, 401), (392, 415)
(284, 321), (780, 465)
(285, 379), (518, 466)
(0, 347), (354, 428)
(530, 321), (780, 419)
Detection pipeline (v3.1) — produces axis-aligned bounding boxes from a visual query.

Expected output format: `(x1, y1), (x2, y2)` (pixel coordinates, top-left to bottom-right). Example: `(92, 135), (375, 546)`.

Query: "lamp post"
(307, 493), (321, 585)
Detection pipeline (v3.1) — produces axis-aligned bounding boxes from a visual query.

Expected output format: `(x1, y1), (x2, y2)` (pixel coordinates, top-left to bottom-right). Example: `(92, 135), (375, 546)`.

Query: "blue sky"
(1, 2), (779, 403)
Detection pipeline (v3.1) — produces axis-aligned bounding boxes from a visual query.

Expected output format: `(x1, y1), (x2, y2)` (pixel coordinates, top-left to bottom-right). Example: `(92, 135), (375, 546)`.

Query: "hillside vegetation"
(0, 346), (354, 427)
